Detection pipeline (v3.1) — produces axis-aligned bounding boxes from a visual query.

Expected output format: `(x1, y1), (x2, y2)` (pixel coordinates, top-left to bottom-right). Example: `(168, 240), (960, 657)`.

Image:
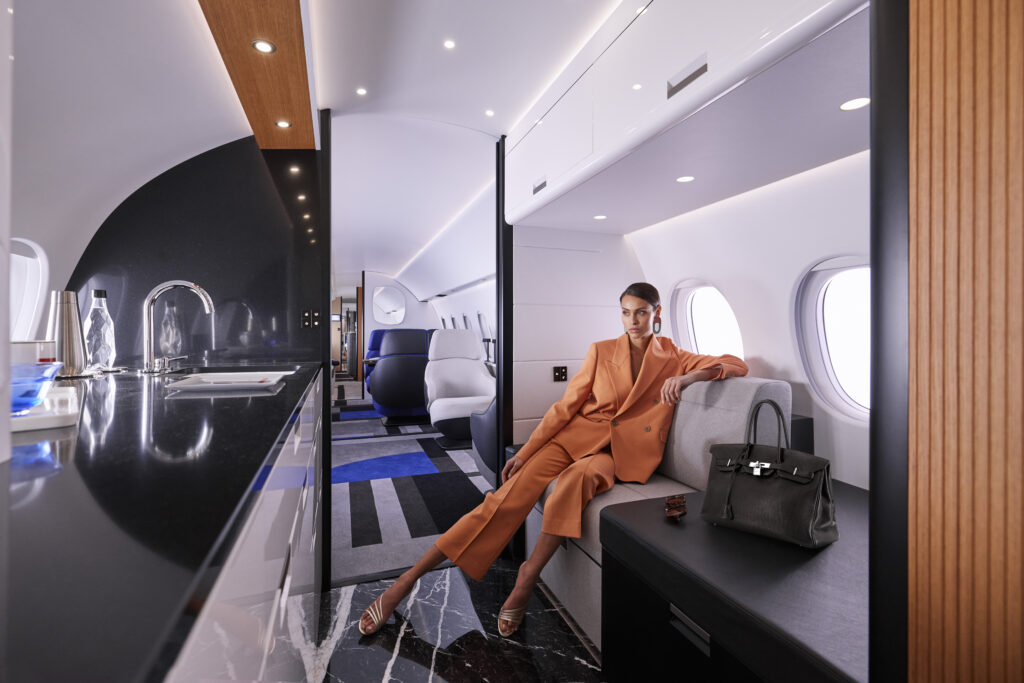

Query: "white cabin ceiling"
(309, 0), (622, 289)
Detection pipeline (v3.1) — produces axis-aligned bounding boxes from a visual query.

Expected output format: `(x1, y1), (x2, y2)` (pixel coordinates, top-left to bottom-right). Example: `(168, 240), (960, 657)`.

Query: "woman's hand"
(661, 366), (720, 405)
(501, 455), (524, 483)
(660, 375), (696, 405)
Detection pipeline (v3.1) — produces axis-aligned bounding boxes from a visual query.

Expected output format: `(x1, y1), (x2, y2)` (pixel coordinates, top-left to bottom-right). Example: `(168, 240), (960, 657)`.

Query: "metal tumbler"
(45, 291), (90, 377)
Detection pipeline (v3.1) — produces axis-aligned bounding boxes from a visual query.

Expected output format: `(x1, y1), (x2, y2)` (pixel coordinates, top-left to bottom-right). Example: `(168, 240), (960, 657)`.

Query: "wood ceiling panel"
(199, 0), (315, 149)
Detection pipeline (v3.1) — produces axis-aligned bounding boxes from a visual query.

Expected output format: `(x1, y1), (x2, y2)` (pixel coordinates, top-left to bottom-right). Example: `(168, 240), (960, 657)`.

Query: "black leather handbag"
(701, 399), (839, 548)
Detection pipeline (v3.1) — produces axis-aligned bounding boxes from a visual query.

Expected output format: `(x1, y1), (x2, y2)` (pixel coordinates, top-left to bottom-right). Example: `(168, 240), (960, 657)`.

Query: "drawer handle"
(532, 178), (547, 195)
(667, 53), (709, 99)
(669, 603), (711, 657)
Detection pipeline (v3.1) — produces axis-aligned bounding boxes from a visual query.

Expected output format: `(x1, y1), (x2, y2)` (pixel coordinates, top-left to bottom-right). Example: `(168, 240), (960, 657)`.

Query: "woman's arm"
(660, 351), (749, 405)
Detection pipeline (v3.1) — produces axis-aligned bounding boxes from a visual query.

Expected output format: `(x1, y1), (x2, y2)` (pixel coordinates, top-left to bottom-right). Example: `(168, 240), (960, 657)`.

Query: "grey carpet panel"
(348, 480), (382, 548)
(391, 475), (440, 538)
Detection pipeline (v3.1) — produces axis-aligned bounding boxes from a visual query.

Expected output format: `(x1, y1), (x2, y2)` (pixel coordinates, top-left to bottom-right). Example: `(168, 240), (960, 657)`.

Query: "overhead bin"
(504, 0), (867, 225)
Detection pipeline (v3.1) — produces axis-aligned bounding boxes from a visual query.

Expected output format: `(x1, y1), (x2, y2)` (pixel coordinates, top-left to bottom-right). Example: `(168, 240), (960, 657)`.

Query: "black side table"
(600, 482), (868, 682)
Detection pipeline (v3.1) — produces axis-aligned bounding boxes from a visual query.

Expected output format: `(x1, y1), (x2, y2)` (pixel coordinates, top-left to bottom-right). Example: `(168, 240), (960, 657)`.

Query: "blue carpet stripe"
(331, 451), (438, 484)
(334, 410), (383, 421)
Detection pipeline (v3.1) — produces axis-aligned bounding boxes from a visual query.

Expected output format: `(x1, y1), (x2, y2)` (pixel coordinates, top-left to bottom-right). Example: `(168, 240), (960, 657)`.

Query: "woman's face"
(621, 295), (660, 341)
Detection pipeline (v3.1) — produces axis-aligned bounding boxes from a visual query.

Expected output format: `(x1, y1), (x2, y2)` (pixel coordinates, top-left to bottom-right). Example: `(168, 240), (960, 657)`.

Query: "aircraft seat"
(425, 330), (496, 441)
(365, 329), (432, 417)
(470, 397), (499, 485)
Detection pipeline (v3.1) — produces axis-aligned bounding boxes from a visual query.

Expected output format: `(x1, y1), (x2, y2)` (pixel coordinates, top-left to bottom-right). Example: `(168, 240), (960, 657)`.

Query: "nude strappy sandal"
(358, 595), (388, 635)
(497, 606), (526, 637)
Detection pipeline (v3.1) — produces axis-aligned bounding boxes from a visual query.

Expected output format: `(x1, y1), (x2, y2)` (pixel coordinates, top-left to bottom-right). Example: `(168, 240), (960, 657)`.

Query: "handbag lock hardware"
(748, 461), (772, 476)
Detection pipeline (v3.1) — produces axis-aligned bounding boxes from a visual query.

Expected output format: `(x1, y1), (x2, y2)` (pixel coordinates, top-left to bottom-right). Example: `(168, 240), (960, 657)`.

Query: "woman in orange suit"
(359, 282), (748, 637)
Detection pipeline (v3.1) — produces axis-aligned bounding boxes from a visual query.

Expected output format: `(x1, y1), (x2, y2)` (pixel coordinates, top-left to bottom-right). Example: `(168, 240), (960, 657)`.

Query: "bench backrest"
(660, 376), (792, 490)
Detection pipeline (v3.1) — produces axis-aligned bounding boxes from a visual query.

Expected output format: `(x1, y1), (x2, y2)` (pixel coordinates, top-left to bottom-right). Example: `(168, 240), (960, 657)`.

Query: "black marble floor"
(323, 559), (602, 682)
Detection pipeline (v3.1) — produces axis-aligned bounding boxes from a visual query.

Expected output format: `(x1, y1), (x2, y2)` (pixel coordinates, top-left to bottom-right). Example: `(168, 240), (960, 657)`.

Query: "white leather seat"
(424, 329), (495, 441)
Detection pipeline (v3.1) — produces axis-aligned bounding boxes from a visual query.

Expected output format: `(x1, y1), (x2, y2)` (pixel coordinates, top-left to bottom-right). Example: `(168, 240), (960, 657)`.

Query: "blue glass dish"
(10, 362), (64, 416)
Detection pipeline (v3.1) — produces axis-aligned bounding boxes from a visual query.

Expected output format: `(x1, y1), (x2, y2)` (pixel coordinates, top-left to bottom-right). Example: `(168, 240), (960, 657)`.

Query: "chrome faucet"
(142, 280), (216, 373)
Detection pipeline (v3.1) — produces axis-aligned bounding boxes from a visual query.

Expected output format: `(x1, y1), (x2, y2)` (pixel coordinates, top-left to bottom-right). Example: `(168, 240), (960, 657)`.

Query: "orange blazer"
(516, 334), (748, 484)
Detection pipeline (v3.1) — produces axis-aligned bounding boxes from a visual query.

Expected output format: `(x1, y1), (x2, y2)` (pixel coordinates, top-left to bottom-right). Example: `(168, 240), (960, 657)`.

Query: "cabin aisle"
(331, 433), (488, 583)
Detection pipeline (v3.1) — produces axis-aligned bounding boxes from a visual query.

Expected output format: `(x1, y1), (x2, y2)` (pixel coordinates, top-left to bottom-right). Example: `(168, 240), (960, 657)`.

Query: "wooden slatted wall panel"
(908, 0), (1023, 680)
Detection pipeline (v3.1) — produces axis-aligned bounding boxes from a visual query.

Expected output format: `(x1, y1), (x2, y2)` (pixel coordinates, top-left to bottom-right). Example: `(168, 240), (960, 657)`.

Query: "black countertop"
(2, 363), (320, 682)
(600, 482), (868, 683)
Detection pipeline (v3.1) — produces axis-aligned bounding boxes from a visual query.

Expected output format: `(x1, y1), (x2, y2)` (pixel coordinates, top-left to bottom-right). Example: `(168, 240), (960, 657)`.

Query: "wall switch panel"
(553, 366), (568, 382)
(301, 310), (312, 328)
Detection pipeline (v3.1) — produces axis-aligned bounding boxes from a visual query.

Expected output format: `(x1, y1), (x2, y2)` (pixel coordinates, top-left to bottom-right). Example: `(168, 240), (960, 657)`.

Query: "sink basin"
(164, 369), (296, 393)
(167, 363), (305, 375)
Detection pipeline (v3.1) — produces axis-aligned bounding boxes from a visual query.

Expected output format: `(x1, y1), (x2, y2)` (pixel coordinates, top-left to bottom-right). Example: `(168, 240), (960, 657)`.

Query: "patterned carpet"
(330, 403), (438, 441)
(331, 435), (494, 585)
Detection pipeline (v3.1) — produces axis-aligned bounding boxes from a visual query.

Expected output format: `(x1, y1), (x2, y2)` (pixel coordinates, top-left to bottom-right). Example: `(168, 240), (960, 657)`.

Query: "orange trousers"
(434, 441), (615, 581)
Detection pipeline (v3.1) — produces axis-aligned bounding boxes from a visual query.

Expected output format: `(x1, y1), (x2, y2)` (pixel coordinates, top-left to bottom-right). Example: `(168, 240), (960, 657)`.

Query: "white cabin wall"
(627, 151), (870, 487)
(512, 226), (644, 443)
(362, 271), (441, 358)
(429, 280), (496, 350)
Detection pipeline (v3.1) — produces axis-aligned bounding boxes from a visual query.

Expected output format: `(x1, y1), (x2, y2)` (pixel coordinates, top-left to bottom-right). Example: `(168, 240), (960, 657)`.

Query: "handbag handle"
(743, 399), (791, 460)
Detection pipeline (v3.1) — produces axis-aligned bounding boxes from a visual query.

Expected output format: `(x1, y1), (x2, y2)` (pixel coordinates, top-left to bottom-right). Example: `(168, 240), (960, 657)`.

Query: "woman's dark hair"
(619, 282), (661, 308)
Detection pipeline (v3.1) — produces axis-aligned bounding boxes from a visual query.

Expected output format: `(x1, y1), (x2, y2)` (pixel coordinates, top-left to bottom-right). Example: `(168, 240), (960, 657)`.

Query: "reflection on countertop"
(4, 362), (321, 683)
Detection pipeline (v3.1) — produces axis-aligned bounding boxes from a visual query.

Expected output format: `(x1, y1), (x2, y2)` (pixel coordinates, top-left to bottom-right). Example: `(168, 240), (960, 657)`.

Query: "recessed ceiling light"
(594, 215), (607, 220)
(675, 176), (695, 183)
(356, 87), (367, 96)
(297, 194), (306, 201)
(632, 83), (642, 90)
(275, 120), (291, 128)
(443, 39), (455, 49)
(636, 7), (647, 15)
(289, 166), (300, 174)
(7, 8), (13, 14)
(251, 40), (276, 54)
(485, 109), (495, 117)
(302, 214), (310, 219)
(310, 238), (317, 244)
(306, 227), (314, 233)
(535, 119), (543, 125)
(840, 97), (870, 111)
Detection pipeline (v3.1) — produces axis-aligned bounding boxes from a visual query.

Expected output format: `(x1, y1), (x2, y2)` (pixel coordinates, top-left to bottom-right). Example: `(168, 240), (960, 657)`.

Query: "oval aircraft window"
(796, 257), (870, 419)
(821, 267), (870, 409)
(372, 286), (406, 324)
(686, 287), (744, 358)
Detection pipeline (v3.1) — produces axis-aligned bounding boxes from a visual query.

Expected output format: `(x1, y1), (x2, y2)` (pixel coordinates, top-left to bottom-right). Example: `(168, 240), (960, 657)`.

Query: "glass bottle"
(159, 301), (183, 356)
(83, 289), (117, 370)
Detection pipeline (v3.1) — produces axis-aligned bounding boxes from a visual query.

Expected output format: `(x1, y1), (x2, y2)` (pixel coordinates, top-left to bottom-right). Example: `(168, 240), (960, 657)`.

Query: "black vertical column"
(496, 137), (514, 471)
(496, 137), (523, 558)
(869, 1), (909, 680)
(318, 108), (333, 595)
